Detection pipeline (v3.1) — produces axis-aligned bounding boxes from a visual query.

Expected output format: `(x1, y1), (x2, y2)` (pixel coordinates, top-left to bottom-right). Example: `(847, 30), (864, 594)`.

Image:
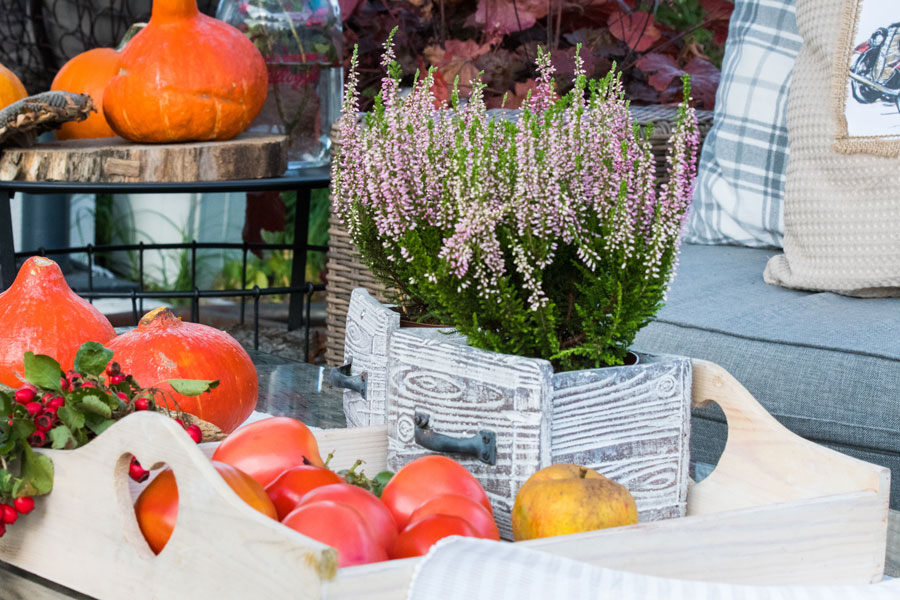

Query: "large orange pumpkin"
(134, 461), (277, 554)
(0, 62), (27, 109)
(102, 0), (268, 143)
(107, 307), (257, 433)
(0, 257), (116, 388)
(51, 49), (121, 140)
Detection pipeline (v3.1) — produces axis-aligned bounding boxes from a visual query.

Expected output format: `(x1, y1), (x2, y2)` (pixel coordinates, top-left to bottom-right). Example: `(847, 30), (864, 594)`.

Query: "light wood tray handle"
(688, 359), (890, 515)
(0, 411), (336, 600)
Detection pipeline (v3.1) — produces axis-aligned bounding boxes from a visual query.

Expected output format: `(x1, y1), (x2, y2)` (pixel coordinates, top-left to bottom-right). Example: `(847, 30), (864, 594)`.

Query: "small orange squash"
(51, 48), (122, 139)
(107, 307), (257, 433)
(0, 62), (27, 109)
(0, 257), (116, 388)
(102, 0), (268, 143)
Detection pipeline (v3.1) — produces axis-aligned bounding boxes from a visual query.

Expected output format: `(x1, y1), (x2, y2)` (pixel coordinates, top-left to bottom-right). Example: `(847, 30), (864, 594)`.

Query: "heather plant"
(332, 33), (699, 371)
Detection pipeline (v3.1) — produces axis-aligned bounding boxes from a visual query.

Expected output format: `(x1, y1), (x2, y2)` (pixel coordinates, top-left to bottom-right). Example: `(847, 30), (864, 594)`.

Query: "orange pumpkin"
(102, 0), (268, 143)
(134, 461), (277, 554)
(0, 62), (27, 109)
(107, 307), (257, 433)
(0, 257), (116, 388)
(51, 49), (121, 139)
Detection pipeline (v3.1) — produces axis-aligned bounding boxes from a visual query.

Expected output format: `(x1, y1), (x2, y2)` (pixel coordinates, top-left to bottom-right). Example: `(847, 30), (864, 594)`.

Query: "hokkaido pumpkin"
(0, 62), (27, 109)
(0, 257), (116, 388)
(107, 307), (257, 433)
(51, 49), (121, 139)
(102, 0), (268, 143)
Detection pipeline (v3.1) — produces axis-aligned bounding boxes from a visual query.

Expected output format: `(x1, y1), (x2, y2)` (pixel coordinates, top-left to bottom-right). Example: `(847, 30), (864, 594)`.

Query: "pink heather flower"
(332, 35), (700, 317)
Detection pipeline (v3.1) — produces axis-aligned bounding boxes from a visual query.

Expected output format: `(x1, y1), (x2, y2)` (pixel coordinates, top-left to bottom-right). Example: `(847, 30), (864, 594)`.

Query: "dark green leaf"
(168, 379), (220, 397)
(19, 444), (53, 496)
(81, 395), (112, 418)
(372, 470), (394, 497)
(73, 342), (115, 377)
(24, 352), (62, 391)
(11, 417), (35, 441)
(57, 405), (85, 431)
(49, 425), (78, 450)
(84, 415), (116, 436)
(0, 439), (14, 454)
(0, 391), (12, 417)
(0, 469), (12, 495)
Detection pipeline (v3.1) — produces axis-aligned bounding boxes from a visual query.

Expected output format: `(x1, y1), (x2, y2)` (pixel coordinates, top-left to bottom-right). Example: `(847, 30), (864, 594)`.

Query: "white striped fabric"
(684, 0), (802, 248)
(407, 537), (900, 600)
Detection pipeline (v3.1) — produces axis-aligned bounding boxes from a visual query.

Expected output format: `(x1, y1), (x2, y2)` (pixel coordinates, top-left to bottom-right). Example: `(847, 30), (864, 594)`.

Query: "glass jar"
(217, 0), (342, 169)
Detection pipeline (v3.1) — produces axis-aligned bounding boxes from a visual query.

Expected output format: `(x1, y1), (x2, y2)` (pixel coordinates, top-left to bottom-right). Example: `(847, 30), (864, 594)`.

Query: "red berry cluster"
(0, 496), (35, 538)
(12, 385), (65, 448)
(11, 362), (207, 487)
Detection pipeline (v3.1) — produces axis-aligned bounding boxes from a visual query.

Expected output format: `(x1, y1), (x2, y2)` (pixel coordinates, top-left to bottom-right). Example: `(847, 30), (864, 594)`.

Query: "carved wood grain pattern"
(343, 289), (400, 427)
(550, 358), (692, 521)
(386, 330), (553, 539)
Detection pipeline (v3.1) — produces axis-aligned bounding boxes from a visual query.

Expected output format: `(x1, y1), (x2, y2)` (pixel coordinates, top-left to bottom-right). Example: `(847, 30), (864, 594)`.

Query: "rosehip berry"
(0, 522), (5, 538)
(185, 424), (203, 444)
(24, 402), (42, 417)
(81, 381), (96, 389)
(1, 504), (17, 525)
(60, 377), (69, 392)
(109, 374), (126, 385)
(28, 430), (47, 447)
(116, 391), (128, 402)
(105, 362), (121, 376)
(43, 407), (58, 420)
(13, 496), (35, 514)
(129, 459), (149, 483)
(134, 397), (150, 411)
(14, 388), (35, 404)
(34, 413), (53, 432)
(47, 396), (65, 409)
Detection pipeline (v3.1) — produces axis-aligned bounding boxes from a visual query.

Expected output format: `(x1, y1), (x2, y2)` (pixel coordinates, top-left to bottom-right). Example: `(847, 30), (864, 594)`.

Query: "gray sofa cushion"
(634, 243), (900, 507)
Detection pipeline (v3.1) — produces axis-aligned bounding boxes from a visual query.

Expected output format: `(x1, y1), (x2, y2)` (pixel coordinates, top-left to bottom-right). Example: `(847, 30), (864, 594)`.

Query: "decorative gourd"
(0, 62), (27, 110)
(107, 307), (257, 433)
(102, 0), (268, 143)
(51, 49), (121, 140)
(0, 257), (116, 388)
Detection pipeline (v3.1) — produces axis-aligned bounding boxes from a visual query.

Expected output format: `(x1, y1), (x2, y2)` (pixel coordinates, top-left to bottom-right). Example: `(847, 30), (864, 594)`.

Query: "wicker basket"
(324, 105), (715, 366)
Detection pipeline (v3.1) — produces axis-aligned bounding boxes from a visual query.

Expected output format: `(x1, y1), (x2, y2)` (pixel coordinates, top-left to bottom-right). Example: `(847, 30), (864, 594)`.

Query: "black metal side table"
(0, 167), (330, 331)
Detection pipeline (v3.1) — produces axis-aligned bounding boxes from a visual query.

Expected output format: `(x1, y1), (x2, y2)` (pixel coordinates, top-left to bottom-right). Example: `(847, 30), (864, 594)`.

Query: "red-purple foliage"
(341, 0), (732, 110)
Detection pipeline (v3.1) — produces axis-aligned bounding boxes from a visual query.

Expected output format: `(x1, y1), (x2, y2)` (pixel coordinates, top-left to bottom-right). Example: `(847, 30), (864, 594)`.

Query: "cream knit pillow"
(764, 0), (900, 296)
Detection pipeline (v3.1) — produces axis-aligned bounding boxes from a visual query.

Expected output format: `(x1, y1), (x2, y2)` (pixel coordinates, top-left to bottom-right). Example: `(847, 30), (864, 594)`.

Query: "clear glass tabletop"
(0, 350), (346, 598)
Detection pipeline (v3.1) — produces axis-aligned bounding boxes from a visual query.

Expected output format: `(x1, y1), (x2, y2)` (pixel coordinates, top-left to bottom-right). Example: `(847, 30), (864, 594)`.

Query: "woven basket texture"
(325, 105), (714, 366)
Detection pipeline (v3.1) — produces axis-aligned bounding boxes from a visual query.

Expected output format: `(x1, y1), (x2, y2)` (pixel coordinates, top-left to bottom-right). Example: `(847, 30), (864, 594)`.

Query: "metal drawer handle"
(329, 363), (367, 399)
(414, 410), (497, 465)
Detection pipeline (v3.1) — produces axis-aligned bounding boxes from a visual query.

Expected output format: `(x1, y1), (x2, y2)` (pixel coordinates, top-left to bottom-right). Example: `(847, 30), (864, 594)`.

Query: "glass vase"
(217, 0), (342, 169)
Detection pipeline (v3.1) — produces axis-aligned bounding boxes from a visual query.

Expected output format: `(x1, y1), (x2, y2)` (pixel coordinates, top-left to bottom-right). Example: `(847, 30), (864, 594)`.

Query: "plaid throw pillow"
(685, 0), (803, 248)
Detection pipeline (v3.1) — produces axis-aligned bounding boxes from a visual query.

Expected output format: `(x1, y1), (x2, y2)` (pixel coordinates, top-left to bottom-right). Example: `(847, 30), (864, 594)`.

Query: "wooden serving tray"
(0, 360), (889, 599)
(0, 132), (288, 183)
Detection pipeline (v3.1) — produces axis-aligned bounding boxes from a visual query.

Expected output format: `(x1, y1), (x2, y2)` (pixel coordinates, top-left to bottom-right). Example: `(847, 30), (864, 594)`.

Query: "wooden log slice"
(0, 132), (288, 183)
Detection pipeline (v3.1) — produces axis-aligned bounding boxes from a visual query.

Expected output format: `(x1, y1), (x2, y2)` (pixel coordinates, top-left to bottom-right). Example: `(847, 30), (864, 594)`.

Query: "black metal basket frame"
(0, 167), (331, 362)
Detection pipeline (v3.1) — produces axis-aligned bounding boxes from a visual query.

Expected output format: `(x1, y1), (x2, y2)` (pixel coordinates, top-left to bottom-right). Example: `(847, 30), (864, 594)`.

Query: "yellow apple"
(511, 463), (638, 541)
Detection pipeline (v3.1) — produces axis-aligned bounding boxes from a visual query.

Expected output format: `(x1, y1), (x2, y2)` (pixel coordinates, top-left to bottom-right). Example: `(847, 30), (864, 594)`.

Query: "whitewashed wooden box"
(338, 289), (691, 538)
(0, 362), (890, 600)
